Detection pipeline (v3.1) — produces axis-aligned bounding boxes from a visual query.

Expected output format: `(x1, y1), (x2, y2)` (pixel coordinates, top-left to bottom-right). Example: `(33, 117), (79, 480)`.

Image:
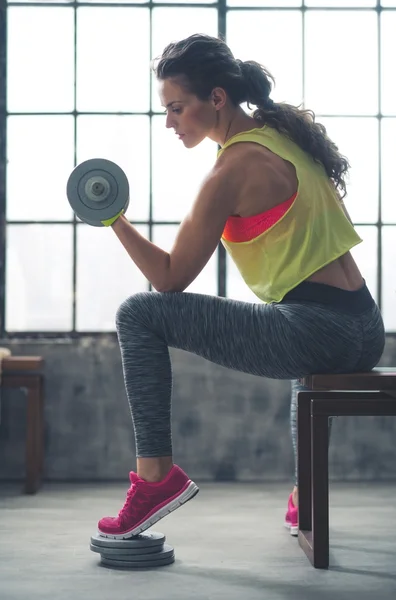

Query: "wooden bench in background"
(1, 356), (44, 494)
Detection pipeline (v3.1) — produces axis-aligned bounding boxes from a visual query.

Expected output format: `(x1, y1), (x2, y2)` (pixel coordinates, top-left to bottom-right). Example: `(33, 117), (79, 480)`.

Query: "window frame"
(1, 0), (395, 338)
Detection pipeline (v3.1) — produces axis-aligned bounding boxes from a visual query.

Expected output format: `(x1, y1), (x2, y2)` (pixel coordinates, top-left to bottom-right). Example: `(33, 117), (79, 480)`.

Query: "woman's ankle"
(292, 486), (298, 508)
(137, 456), (174, 483)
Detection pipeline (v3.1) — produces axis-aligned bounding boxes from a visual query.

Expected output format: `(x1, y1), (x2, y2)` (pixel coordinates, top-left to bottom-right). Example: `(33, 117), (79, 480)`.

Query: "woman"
(97, 34), (385, 540)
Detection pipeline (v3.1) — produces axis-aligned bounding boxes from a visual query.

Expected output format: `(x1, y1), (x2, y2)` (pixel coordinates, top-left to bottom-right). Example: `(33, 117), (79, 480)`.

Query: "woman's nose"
(165, 113), (175, 129)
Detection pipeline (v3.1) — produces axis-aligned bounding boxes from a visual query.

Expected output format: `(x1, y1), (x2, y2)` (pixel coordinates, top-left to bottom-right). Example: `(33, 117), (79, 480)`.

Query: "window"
(2, 1), (395, 334)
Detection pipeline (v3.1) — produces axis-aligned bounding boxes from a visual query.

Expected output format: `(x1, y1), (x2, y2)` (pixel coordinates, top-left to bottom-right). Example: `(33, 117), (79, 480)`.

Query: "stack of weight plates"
(90, 530), (175, 569)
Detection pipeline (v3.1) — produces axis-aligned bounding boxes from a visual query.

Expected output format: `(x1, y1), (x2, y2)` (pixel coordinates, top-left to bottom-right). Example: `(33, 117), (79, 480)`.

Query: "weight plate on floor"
(98, 543), (173, 563)
(99, 544), (175, 569)
(90, 542), (162, 556)
(66, 158), (129, 225)
(100, 555), (175, 569)
(91, 530), (165, 550)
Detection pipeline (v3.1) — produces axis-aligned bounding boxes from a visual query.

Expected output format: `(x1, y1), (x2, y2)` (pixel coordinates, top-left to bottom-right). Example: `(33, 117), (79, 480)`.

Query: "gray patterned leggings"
(115, 284), (385, 485)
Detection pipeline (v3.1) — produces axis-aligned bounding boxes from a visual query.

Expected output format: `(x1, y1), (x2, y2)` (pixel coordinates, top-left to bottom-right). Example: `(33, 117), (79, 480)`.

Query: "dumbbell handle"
(85, 175), (111, 203)
(91, 182), (105, 196)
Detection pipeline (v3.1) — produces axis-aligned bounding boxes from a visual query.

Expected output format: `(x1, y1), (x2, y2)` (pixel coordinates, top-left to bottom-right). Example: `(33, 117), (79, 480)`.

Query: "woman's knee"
(115, 291), (154, 329)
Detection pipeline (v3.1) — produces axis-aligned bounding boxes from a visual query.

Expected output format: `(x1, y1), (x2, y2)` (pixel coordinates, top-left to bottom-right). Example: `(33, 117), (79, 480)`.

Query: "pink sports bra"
(222, 192), (297, 243)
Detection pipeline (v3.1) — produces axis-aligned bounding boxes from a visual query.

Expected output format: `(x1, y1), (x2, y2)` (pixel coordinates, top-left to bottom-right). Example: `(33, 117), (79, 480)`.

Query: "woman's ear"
(211, 87), (227, 111)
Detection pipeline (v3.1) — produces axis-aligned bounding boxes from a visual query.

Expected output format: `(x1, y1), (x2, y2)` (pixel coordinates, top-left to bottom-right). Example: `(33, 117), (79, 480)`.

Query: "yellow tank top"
(217, 125), (362, 303)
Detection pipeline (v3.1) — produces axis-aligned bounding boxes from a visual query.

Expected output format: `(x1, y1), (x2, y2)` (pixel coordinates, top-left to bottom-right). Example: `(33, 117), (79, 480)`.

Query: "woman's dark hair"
(152, 34), (350, 197)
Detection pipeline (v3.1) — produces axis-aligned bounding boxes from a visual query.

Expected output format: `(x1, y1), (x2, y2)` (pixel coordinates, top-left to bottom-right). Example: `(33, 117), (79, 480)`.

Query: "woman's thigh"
(116, 291), (373, 380)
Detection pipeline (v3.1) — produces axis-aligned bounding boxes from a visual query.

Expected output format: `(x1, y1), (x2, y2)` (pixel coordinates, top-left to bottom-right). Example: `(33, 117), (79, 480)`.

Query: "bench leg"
(298, 392), (330, 568)
(25, 380), (44, 494)
(297, 392), (312, 531)
(311, 413), (330, 568)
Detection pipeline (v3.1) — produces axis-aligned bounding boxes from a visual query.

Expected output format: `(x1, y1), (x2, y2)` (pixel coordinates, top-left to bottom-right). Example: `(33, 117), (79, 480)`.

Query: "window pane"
(151, 115), (217, 221)
(382, 226), (396, 331)
(76, 224), (149, 331)
(351, 226), (378, 302)
(318, 117), (379, 224)
(306, 0), (376, 5)
(10, 1), (72, 3)
(76, 116), (150, 222)
(154, 0), (215, 3)
(79, 1), (147, 3)
(226, 256), (262, 303)
(152, 226), (218, 295)
(6, 225), (73, 331)
(7, 116), (74, 221)
(381, 13), (396, 116)
(151, 8), (218, 112)
(77, 0), (212, 2)
(227, 10), (303, 106)
(76, 8), (150, 112)
(7, 7), (74, 113)
(381, 118), (396, 223)
(381, 1), (396, 6)
(227, 1), (301, 6)
(382, 227), (396, 331)
(305, 11), (378, 115)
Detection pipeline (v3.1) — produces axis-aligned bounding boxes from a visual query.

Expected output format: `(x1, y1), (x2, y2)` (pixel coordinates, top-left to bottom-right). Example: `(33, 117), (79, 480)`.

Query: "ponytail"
(240, 60), (350, 198)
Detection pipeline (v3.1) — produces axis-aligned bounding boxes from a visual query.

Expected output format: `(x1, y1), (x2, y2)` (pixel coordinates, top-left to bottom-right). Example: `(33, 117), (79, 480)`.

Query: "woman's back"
(218, 123), (365, 293)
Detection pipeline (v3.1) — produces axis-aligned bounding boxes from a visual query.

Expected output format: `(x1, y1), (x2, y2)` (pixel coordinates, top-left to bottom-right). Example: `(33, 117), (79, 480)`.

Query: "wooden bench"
(1, 356), (44, 494)
(297, 367), (396, 569)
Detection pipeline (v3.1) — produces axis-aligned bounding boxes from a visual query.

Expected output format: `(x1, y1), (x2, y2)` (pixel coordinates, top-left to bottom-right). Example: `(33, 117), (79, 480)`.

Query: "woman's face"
(158, 78), (217, 149)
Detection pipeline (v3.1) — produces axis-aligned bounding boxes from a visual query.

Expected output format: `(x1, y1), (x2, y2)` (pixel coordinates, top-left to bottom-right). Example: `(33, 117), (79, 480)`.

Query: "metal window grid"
(0, 0), (394, 339)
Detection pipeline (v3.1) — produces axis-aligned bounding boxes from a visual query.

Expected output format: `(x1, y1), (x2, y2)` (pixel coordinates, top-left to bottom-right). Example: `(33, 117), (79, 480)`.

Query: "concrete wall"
(1, 335), (396, 484)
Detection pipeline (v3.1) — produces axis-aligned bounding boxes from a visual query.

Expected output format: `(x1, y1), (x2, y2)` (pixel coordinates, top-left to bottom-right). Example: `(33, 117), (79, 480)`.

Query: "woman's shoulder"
(216, 138), (275, 174)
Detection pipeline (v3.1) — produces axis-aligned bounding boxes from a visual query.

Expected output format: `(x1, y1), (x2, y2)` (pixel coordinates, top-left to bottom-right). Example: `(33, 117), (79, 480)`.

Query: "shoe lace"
(118, 481), (150, 521)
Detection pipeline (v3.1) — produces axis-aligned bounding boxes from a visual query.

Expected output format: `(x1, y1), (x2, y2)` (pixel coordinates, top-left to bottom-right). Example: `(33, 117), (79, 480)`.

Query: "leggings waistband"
(280, 280), (375, 315)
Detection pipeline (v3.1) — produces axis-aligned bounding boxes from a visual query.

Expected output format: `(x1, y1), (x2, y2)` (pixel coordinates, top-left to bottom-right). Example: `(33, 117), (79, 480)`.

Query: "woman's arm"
(111, 160), (239, 292)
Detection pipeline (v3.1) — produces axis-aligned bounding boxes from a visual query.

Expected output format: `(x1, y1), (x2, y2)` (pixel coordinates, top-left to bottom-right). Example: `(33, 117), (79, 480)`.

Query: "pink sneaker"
(284, 493), (298, 537)
(98, 464), (199, 539)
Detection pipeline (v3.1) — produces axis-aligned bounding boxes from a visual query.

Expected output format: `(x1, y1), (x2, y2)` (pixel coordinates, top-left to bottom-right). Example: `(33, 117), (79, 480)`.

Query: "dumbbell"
(66, 158), (130, 227)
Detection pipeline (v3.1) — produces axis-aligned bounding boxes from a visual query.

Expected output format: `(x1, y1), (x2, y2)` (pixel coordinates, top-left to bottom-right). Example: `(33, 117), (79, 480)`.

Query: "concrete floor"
(0, 481), (395, 600)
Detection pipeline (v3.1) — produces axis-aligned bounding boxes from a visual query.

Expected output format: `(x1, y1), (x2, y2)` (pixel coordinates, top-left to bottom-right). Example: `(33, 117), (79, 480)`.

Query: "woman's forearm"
(111, 215), (171, 291)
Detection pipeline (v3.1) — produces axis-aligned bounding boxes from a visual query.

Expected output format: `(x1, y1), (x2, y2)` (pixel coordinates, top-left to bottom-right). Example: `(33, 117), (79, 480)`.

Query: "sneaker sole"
(100, 480), (200, 540)
(284, 521), (298, 537)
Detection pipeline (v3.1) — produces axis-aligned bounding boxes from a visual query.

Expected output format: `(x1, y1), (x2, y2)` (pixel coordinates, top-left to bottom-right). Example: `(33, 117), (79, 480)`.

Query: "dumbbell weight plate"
(75, 196), (130, 227)
(66, 158), (129, 226)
